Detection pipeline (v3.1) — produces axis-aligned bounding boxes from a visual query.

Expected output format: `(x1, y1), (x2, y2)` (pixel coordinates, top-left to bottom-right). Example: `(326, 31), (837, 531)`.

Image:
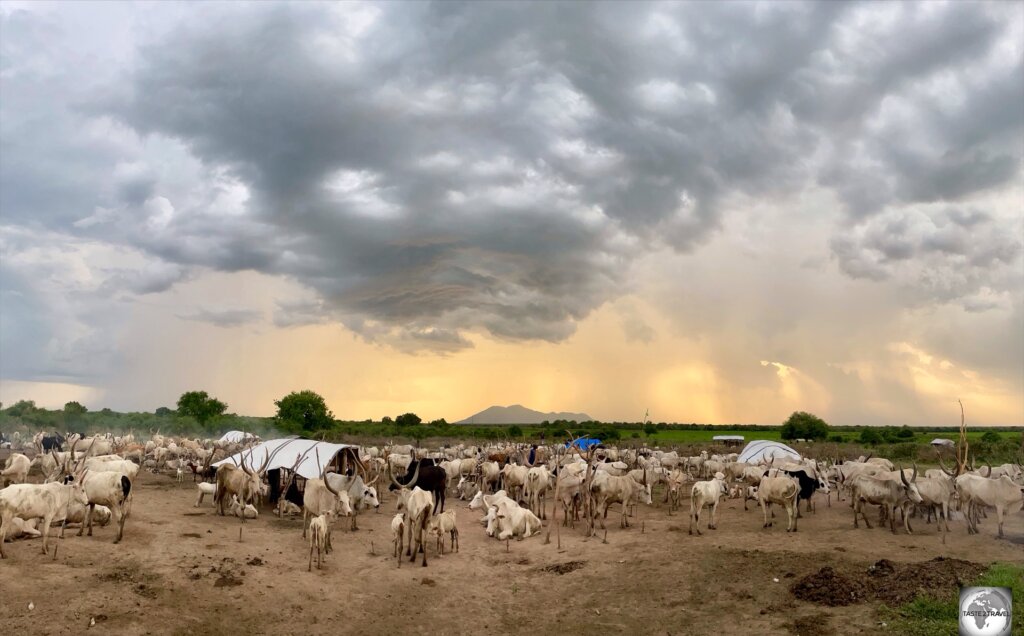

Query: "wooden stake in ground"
(956, 399), (969, 475)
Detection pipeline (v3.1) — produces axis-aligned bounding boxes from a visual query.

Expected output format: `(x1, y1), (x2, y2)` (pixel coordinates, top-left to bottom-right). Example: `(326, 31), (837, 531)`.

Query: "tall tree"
(275, 390), (334, 433)
(395, 412), (422, 427)
(176, 391), (227, 426)
(780, 411), (829, 441)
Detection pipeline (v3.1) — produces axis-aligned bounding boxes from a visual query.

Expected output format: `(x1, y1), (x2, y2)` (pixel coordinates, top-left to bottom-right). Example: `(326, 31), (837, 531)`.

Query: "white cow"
(689, 472), (727, 535)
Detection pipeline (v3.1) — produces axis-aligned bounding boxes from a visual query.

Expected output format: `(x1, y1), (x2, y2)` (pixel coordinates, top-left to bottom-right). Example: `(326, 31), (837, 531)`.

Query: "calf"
(194, 482), (217, 507)
(303, 478), (353, 538)
(308, 513), (331, 571)
(689, 472), (727, 535)
(456, 475), (479, 501)
(2, 517), (41, 542)
(390, 513), (405, 559)
(427, 509), (459, 554)
(228, 495), (258, 519)
(665, 469), (689, 513)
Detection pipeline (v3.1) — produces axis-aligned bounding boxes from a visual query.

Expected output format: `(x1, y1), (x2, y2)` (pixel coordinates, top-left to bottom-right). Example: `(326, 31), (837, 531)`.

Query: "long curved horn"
(317, 449), (342, 496)
(523, 448), (534, 467)
(388, 465), (403, 489)
(240, 446), (255, 475)
(404, 460), (421, 488)
(911, 462), (918, 482)
(74, 439), (95, 472)
(864, 453), (872, 462)
(981, 464), (991, 478)
(934, 450), (956, 477)
(899, 465), (910, 487)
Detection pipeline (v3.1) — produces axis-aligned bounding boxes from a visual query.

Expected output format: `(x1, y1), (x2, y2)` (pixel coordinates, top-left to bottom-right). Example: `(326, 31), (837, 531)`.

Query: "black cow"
(389, 459), (447, 514)
(41, 433), (65, 452)
(782, 469), (821, 515)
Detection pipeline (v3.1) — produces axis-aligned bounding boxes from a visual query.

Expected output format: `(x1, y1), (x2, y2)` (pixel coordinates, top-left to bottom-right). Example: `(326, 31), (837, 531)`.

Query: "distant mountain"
(456, 404), (593, 424)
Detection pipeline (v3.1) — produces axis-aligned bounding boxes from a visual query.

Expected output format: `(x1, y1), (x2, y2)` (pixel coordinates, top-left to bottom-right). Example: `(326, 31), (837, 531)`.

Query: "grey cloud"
(176, 308), (264, 328)
(2, 1), (1022, 371)
(618, 305), (655, 344)
(99, 263), (189, 296)
(830, 206), (1022, 307)
(273, 298), (332, 328)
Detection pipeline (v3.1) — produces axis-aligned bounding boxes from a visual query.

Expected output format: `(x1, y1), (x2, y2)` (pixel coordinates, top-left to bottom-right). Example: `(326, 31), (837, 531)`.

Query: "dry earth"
(1, 469), (1021, 636)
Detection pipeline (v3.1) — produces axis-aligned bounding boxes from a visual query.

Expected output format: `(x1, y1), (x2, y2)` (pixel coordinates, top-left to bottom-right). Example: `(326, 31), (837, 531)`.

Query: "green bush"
(980, 430), (1001, 444)
(780, 411), (829, 441)
(396, 413), (422, 427)
(859, 428), (883, 445)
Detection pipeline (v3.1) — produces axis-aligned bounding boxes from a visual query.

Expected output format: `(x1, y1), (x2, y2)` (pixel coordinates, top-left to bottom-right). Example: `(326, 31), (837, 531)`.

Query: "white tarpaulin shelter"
(213, 438), (359, 480)
(738, 440), (802, 464)
(218, 430), (258, 444)
(930, 438), (955, 447)
(713, 435), (745, 447)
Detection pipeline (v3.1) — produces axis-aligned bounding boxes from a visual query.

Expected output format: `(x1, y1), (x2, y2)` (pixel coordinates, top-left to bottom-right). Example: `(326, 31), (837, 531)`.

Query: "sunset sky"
(1, 2), (1021, 425)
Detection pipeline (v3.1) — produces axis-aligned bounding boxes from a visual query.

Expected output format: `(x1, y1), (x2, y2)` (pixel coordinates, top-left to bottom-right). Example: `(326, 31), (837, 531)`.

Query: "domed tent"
(218, 430), (258, 444)
(213, 438), (362, 479)
(738, 440), (801, 464)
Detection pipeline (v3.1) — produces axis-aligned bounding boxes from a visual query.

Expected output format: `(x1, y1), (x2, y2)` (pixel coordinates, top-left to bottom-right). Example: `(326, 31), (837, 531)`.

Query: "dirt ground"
(1, 469), (1021, 636)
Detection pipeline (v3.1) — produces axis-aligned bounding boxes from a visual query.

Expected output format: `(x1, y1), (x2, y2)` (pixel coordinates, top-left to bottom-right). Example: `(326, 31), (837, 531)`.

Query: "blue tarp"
(566, 437), (602, 450)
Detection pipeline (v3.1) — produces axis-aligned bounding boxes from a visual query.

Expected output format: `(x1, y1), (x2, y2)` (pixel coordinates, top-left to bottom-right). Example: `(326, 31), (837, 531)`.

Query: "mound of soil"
(790, 566), (868, 606)
(791, 557), (986, 607)
(869, 557), (985, 604)
(540, 561), (585, 575)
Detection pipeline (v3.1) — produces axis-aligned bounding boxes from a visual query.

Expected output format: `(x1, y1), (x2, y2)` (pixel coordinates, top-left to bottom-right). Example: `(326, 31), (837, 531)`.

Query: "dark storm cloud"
(1, 1), (1022, 370)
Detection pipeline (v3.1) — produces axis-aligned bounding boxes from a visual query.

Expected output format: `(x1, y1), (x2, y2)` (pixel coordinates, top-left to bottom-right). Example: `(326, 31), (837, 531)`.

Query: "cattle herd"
(1, 430), (1022, 571)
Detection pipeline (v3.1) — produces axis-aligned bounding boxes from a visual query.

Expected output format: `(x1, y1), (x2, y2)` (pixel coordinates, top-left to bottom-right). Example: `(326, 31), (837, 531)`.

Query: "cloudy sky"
(1, 1), (1021, 425)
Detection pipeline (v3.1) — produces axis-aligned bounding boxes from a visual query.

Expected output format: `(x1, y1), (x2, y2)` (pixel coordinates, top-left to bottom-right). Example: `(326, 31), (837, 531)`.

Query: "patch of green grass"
(881, 563), (1023, 636)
